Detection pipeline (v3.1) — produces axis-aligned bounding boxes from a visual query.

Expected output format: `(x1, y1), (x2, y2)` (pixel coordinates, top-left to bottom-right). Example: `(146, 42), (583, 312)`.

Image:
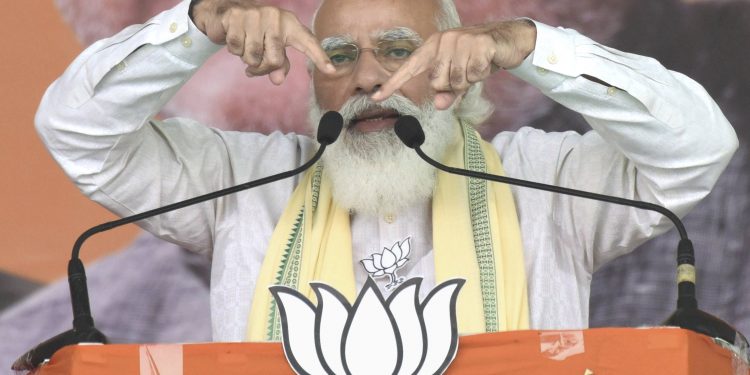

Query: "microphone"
(12, 112), (344, 371)
(394, 115), (747, 348)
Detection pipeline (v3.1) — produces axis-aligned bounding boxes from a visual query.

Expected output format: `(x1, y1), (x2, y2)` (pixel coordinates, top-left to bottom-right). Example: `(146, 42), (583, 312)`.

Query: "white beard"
(309, 94), (459, 217)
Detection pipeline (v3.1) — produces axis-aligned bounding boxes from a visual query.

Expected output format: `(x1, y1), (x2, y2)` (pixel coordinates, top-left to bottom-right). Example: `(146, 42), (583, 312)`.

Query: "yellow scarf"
(247, 123), (529, 341)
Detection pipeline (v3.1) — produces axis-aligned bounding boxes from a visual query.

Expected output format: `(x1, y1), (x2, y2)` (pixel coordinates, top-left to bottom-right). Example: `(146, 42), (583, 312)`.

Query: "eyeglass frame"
(321, 38), (423, 75)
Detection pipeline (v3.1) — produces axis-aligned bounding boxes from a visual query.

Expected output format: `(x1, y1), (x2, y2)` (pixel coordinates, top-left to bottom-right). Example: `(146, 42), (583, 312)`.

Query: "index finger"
(287, 25), (336, 75)
(372, 43), (437, 102)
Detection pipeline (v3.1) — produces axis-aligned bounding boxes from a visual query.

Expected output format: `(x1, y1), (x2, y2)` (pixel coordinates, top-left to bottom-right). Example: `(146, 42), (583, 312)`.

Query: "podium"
(33, 328), (747, 374)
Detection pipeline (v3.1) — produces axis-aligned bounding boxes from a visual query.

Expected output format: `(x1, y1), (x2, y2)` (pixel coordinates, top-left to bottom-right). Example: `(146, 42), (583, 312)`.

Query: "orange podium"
(34, 328), (748, 375)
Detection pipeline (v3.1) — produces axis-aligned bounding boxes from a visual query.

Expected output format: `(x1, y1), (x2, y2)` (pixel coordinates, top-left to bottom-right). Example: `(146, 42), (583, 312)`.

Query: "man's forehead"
(317, 0), (438, 13)
(314, 0), (439, 40)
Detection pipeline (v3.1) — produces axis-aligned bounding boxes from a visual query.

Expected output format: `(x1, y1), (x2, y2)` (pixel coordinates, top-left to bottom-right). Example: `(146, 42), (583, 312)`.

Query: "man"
(36, 0), (737, 342)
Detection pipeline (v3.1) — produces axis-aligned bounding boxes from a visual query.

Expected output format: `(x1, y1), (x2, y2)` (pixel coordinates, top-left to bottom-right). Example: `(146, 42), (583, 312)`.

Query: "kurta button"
(607, 87), (617, 96)
(181, 36), (193, 48)
(169, 22), (178, 33)
(114, 61), (126, 71)
(536, 67), (548, 75)
(384, 214), (395, 224)
(547, 54), (559, 64)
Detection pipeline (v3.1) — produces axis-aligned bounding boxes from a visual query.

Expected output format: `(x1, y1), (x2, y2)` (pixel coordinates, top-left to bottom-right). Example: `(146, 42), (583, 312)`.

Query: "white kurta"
(35, 0), (737, 341)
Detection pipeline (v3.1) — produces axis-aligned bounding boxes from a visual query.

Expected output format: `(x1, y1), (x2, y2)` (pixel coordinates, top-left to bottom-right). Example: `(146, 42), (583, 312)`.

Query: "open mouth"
(349, 108), (401, 132)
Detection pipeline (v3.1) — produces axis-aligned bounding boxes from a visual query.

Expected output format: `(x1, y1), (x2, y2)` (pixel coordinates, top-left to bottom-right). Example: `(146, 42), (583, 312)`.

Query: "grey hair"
(435, 0), (461, 31)
(311, 0), (495, 126)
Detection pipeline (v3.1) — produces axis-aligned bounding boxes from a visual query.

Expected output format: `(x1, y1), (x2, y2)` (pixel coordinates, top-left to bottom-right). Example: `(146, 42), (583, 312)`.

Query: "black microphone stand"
(12, 112), (344, 371)
(394, 115), (748, 352)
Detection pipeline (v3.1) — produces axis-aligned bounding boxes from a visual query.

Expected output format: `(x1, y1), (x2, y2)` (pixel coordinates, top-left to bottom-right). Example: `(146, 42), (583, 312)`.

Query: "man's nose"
(352, 50), (389, 96)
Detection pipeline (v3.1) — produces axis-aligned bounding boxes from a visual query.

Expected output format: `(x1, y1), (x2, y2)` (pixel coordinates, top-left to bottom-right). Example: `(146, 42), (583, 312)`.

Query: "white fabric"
(35, 0), (738, 342)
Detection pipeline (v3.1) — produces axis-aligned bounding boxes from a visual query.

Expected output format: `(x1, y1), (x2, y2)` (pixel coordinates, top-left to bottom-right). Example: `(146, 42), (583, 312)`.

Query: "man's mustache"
(337, 94), (424, 127)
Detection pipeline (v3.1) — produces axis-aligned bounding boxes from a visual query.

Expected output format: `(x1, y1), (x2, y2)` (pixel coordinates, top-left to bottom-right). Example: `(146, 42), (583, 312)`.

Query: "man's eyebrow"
(373, 27), (423, 43)
(320, 34), (355, 50)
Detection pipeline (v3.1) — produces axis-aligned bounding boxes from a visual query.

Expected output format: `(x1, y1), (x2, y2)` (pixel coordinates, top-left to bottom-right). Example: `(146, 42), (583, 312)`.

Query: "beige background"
(0, 2), (139, 283)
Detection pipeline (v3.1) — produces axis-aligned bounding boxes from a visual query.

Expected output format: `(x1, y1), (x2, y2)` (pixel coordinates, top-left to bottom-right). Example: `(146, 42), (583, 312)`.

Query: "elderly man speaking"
(36, 0), (737, 342)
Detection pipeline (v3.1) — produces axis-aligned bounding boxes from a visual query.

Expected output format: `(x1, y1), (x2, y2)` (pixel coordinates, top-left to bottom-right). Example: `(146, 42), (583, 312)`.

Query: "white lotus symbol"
(269, 277), (464, 375)
(360, 238), (411, 290)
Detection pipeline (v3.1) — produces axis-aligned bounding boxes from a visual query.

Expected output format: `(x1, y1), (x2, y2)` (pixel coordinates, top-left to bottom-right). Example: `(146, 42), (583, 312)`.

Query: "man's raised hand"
(191, 0), (335, 85)
(372, 20), (536, 110)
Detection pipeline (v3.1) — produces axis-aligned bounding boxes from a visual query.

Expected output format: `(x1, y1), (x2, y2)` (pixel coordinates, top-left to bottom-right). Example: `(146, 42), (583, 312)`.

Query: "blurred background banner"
(1, 0), (748, 370)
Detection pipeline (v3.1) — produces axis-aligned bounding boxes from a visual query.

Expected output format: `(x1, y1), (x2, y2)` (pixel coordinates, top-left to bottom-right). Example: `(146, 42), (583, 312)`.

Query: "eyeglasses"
(323, 39), (421, 75)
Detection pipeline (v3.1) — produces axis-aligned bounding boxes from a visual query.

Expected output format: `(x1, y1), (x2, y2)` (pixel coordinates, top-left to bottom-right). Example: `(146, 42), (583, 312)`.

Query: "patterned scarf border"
(265, 165), (323, 340)
(462, 123), (499, 332)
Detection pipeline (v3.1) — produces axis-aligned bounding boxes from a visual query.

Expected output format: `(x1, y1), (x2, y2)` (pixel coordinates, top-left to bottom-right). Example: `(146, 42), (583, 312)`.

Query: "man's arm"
(501, 21), (739, 271)
(374, 17), (737, 271)
(36, 1), (227, 252)
(35, 0), (331, 252)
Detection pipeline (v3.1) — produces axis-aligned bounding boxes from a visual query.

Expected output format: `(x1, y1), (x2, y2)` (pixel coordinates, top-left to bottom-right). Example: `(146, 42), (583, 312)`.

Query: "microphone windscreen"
(317, 111), (344, 145)
(394, 115), (425, 148)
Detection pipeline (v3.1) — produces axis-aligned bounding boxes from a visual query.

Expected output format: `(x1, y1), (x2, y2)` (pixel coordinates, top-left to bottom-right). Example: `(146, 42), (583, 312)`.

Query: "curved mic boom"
(394, 115), (747, 349)
(12, 111), (344, 371)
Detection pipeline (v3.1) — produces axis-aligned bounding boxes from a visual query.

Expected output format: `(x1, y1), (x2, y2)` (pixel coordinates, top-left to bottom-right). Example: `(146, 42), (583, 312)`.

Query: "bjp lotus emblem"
(360, 238), (412, 289)
(270, 277), (464, 375)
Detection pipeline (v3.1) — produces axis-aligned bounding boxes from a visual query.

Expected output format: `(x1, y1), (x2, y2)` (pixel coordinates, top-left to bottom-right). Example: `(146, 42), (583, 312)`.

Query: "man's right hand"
(190, 0), (335, 85)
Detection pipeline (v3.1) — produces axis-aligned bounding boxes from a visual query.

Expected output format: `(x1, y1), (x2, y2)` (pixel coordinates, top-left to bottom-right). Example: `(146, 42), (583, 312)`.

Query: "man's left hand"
(372, 20), (536, 110)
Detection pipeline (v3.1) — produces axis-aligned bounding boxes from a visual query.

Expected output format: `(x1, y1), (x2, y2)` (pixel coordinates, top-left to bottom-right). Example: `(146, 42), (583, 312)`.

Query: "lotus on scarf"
(360, 238), (412, 289)
(270, 277), (464, 375)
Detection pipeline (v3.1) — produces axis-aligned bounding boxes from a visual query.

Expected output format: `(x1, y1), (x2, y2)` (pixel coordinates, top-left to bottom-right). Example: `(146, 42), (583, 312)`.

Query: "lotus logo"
(360, 238), (412, 290)
(270, 277), (464, 375)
